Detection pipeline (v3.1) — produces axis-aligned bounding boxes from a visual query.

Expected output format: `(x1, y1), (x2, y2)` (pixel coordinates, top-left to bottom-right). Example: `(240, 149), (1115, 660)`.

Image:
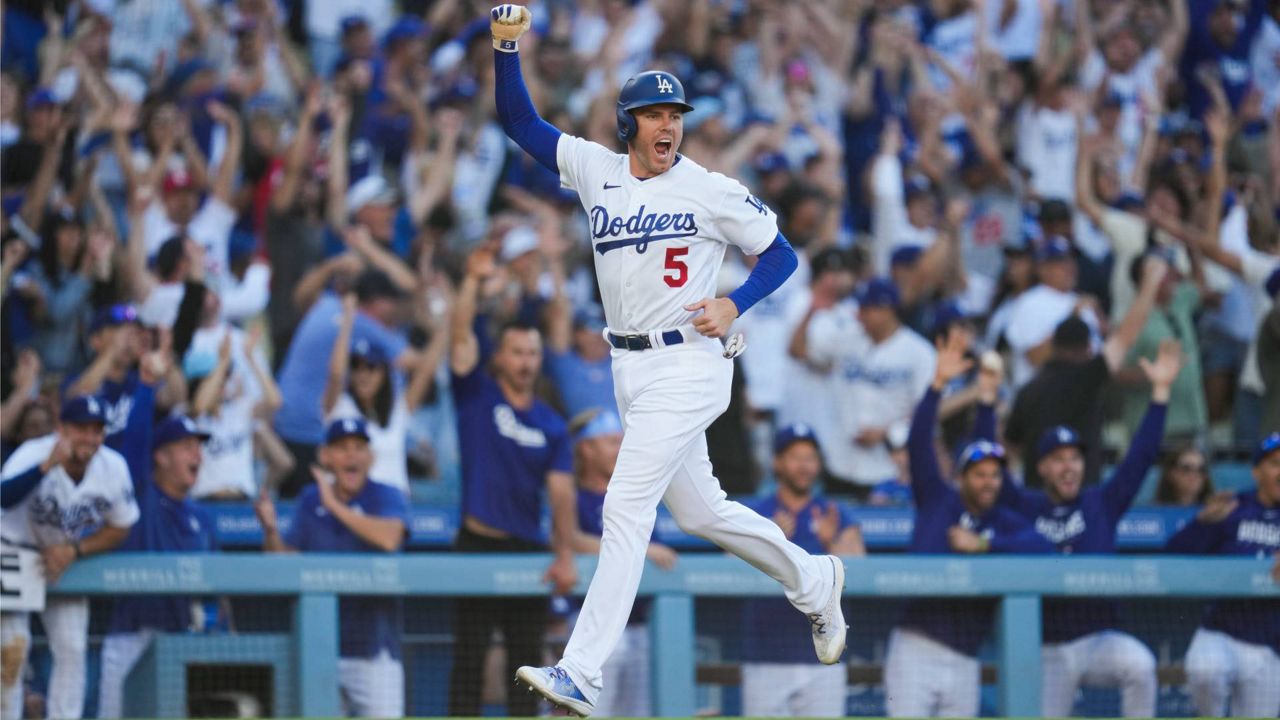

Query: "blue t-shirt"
(283, 480), (410, 659)
(545, 350), (615, 418)
(63, 370), (156, 486)
(1167, 488), (1280, 652)
(273, 293), (408, 444)
(998, 403), (1167, 643)
(1181, 0), (1268, 116)
(452, 364), (572, 543)
(899, 388), (1053, 656)
(109, 480), (217, 634)
(741, 494), (849, 663)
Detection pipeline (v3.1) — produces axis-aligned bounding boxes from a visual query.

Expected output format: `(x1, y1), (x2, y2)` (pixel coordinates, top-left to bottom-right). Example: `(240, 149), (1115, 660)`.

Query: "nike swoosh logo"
(603, 183), (621, 190)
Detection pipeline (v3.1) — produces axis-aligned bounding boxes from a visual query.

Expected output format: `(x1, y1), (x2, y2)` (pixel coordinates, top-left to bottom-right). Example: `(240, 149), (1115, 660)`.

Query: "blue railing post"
(295, 593), (341, 716)
(998, 593), (1042, 717)
(649, 592), (696, 716)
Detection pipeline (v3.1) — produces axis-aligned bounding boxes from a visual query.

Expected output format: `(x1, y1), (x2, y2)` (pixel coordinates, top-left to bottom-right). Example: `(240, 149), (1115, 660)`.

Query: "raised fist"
(491, 4), (532, 52)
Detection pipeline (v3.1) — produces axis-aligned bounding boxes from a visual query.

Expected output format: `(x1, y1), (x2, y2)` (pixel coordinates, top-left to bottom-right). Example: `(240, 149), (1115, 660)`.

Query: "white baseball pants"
(0, 597), (89, 720)
(97, 629), (156, 719)
(1041, 630), (1156, 718)
(742, 662), (847, 716)
(560, 338), (833, 703)
(1185, 627), (1280, 718)
(884, 627), (980, 717)
(337, 649), (404, 718)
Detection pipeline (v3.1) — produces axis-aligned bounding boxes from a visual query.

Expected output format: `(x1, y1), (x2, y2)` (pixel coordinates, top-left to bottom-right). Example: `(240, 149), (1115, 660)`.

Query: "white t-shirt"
(984, 0), (1041, 60)
(808, 319), (937, 485)
(1016, 103), (1077, 202)
(775, 294), (852, 473)
(870, 153), (938, 275)
(1080, 48), (1165, 159)
(1004, 284), (1101, 386)
(139, 281), (186, 328)
(556, 138), (778, 333)
(329, 393), (410, 494)
(1251, 16), (1280, 115)
(0, 434), (139, 548)
(193, 392), (257, 499)
(735, 260), (810, 413)
(142, 196), (237, 289)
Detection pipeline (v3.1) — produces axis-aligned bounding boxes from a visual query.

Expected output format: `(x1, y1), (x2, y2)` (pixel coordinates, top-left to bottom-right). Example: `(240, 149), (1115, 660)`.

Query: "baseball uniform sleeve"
(283, 487), (318, 550)
(104, 453), (141, 529)
(366, 484), (411, 543)
(556, 134), (616, 193)
(713, 177), (779, 256)
(549, 421), (573, 475)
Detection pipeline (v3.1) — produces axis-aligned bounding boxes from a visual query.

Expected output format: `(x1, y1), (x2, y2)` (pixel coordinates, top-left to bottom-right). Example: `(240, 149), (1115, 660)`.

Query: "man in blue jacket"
(97, 416), (218, 719)
(1168, 431), (1280, 718)
(997, 339), (1182, 717)
(886, 331), (1053, 717)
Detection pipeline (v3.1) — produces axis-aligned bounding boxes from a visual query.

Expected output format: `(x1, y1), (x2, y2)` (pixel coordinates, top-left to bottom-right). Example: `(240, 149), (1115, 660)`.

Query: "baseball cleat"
(808, 555), (847, 664)
(515, 665), (595, 717)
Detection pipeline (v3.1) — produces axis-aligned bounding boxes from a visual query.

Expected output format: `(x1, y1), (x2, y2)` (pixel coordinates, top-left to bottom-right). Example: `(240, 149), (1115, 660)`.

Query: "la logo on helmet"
(656, 77), (673, 94)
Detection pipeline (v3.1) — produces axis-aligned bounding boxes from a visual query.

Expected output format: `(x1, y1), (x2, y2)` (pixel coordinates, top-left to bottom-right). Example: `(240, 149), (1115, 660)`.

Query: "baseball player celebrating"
(1167, 432), (1280, 718)
(890, 333), (1053, 717)
(489, 5), (846, 715)
(0, 395), (140, 720)
(995, 339), (1182, 717)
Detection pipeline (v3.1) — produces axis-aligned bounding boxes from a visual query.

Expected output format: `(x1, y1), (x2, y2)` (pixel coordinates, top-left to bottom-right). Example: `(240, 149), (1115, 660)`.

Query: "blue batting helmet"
(616, 71), (694, 143)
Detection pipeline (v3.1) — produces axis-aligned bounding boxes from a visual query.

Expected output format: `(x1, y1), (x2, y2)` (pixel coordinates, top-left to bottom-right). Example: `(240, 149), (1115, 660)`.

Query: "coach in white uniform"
(0, 395), (139, 720)
(487, 5), (847, 716)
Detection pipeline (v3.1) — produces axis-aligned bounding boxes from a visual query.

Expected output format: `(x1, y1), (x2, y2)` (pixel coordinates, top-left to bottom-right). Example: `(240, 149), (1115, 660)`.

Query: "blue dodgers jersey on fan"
(109, 481), (217, 634)
(577, 487), (650, 625)
(741, 494), (846, 663)
(1167, 489), (1280, 652)
(283, 480), (410, 659)
(63, 370), (156, 486)
(452, 365), (572, 544)
(899, 388), (1053, 656)
(998, 403), (1167, 643)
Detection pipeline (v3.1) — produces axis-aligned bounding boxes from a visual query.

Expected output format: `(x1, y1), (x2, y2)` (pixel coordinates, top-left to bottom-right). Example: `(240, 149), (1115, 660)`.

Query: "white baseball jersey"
(0, 434), (139, 549)
(556, 137), (778, 332)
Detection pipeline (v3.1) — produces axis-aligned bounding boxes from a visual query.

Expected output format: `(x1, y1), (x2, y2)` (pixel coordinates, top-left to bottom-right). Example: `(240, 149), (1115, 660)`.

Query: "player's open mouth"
(655, 139), (672, 159)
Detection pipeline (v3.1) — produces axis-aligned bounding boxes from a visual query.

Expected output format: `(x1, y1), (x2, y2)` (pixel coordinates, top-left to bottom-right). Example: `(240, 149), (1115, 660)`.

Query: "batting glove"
(491, 4), (532, 52)
(723, 332), (747, 359)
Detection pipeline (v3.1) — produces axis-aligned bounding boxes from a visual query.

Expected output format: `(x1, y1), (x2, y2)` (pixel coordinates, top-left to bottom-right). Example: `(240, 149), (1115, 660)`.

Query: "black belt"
(608, 330), (684, 351)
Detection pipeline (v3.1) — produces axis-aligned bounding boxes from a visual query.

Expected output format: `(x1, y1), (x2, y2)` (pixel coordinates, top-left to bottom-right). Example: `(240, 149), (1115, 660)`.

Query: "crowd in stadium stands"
(0, 0), (1278, 717)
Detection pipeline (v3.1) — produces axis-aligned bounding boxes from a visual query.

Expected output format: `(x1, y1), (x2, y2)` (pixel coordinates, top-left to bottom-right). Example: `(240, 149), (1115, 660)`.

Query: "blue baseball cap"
(573, 305), (606, 332)
(903, 175), (933, 200)
(325, 417), (371, 445)
(89, 304), (140, 335)
(350, 338), (389, 365)
(931, 300), (970, 338)
(958, 439), (1006, 471)
(1253, 432), (1280, 466)
(753, 152), (789, 175)
(153, 415), (211, 449)
(340, 15), (369, 34)
(854, 277), (900, 308)
(60, 395), (106, 425)
(26, 88), (59, 110)
(383, 16), (427, 48)
(890, 245), (924, 268)
(1035, 235), (1074, 263)
(576, 409), (623, 443)
(183, 350), (218, 380)
(1036, 425), (1084, 461)
(774, 423), (821, 454)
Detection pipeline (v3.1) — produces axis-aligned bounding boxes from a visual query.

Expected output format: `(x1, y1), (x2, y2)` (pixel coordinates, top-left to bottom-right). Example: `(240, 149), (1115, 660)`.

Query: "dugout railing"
(51, 555), (1277, 717)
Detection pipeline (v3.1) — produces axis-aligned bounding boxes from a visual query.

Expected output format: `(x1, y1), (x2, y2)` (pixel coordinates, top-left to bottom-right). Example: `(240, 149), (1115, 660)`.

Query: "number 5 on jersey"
(664, 247), (689, 287)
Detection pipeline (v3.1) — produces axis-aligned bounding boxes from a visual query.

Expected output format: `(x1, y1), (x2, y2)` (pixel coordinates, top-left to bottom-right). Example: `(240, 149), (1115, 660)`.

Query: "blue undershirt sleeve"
(907, 387), (947, 506)
(727, 233), (798, 315)
(1, 465), (44, 509)
(1102, 401), (1168, 518)
(493, 49), (562, 173)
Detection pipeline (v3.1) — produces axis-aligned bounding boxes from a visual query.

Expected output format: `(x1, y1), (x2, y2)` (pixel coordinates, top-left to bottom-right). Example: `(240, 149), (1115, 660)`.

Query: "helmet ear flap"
(616, 106), (636, 143)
